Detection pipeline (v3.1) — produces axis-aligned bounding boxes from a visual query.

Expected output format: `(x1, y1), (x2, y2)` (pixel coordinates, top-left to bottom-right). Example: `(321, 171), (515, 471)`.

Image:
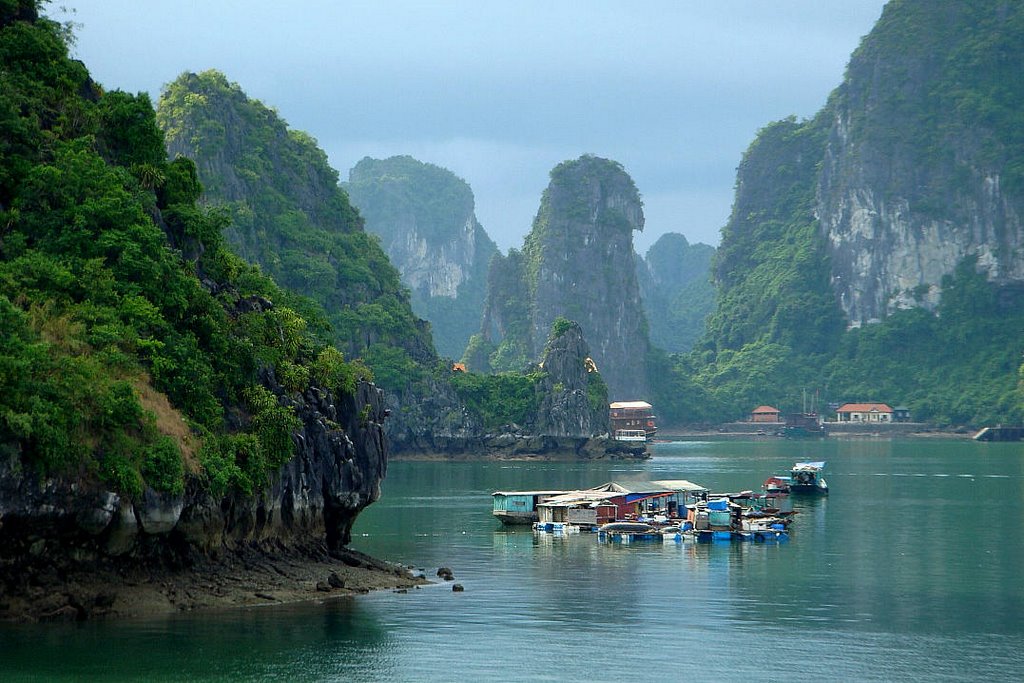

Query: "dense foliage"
(637, 232), (715, 354)
(449, 371), (544, 431)
(156, 72), (436, 375)
(653, 111), (1024, 427)
(0, 4), (368, 497)
(845, 0), (1024, 197)
(651, 0), (1024, 427)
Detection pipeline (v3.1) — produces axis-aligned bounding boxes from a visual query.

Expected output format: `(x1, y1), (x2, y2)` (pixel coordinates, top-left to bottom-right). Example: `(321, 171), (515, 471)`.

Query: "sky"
(58, 1), (887, 254)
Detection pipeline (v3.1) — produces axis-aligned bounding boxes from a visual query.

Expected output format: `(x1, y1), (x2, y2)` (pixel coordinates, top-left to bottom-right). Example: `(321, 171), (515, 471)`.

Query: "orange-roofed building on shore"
(836, 403), (893, 423)
(750, 406), (781, 423)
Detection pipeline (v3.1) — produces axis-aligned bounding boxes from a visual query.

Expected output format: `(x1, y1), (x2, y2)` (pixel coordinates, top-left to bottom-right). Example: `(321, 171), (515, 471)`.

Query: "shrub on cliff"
(0, 4), (368, 498)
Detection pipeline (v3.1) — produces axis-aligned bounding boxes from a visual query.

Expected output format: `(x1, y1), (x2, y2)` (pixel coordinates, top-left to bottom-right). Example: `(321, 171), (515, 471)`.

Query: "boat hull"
(493, 510), (539, 524)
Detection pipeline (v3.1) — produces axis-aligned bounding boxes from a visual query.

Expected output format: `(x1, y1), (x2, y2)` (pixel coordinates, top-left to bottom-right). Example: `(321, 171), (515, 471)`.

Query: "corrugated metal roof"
(537, 491), (618, 507)
(609, 401), (653, 409)
(491, 490), (566, 497)
(651, 479), (708, 492)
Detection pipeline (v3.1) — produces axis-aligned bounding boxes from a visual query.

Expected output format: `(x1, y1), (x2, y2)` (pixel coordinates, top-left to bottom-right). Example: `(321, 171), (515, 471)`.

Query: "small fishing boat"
(597, 521), (661, 542)
(789, 461), (828, 494)
(762, 476), (791, 494)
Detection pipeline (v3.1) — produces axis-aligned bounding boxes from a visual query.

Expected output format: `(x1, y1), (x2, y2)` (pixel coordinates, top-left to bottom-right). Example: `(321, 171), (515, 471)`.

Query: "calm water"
(4, 439), (1024, 681)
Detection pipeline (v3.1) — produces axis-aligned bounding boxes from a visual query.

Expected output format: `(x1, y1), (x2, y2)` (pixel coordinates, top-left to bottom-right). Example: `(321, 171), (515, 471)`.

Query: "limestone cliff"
(818, 1), (1024, 324)
(636, 233), (715, 353)
(480, 155), (651, 400)
(157, 71), (435, 363)
(394, 319), (641, 459)
(345, 156), (498, 359)
(712, 0), (1024, 341)
(534, 320), (610, 437)
(0, 376), (393, 619)
(0, 6), (407, 621)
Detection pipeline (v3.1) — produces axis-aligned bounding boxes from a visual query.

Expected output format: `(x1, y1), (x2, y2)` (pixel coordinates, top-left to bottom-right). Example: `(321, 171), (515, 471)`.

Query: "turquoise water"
(4, 439), (1024, 681)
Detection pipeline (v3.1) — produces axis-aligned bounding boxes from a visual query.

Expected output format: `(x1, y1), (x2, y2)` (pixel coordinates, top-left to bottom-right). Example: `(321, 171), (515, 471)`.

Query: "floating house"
(532, 480), (709, 532)
(586, 480), (708, 520)
(536, 491), (619, 530)
(492, 490), (566, 525)
(609, 401), (657, 438)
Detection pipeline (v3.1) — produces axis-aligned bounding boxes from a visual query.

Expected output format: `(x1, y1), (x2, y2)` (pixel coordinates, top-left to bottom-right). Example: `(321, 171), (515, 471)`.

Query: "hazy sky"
(59, 1), (887, 254)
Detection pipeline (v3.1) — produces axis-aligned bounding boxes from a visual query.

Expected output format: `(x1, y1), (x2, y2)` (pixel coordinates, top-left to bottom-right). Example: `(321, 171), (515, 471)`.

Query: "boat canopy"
(609, 401), (653, 410)
(587, 480), (707, 495)
(536, 491), (617, 508)
(793, 461), (826, 471)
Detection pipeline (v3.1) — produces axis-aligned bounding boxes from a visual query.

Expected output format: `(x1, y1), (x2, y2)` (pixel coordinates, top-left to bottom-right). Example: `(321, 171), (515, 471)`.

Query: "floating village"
(491, 461), (828, 544)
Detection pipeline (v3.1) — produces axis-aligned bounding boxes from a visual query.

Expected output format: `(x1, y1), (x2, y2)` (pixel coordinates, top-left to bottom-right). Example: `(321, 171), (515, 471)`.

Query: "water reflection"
(7, 440), (1024, 681)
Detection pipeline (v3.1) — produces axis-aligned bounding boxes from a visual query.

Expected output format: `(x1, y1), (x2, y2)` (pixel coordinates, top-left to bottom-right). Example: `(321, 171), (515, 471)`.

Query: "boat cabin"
(613, 429), (647, 442)
(587, 480), (708, 520)
(790, 461), (828, 494)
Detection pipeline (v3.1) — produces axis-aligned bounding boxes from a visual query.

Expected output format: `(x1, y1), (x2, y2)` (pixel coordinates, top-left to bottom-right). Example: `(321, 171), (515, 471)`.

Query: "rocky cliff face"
(345, 156), (498, 358)
(534, 321), (609, 437)
(481, 155), (651, 400)
(818, 1), (1024, 325)
(157, 72), (435, 363)
(636, 233), (715, 353)
(0, 377), (389, 593)
(714, 1), (1024, 332)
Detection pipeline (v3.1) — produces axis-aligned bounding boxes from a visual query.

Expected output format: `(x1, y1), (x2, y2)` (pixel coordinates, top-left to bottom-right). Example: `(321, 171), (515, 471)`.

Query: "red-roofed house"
(750, 406), (781, 423)
(836, 403), (893, 423)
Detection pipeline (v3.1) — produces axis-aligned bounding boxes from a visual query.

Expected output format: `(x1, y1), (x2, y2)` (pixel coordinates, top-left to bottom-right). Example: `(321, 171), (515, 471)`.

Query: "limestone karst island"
(3, 1), (1024, 679)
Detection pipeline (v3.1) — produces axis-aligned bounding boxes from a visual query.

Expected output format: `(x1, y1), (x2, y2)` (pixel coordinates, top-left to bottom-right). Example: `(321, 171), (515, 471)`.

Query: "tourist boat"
(613, 429), (647, 443)
(609, 401), (657, 438)
(789, 461), (828, 494)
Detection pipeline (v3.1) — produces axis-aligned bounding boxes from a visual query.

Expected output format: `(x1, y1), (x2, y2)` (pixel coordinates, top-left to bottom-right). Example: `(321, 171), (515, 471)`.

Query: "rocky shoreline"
(391, 434), (649, 460)
(0, 543), (429, 623)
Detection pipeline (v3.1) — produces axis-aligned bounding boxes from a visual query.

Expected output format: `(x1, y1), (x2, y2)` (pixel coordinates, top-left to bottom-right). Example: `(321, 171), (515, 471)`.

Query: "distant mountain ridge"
(345, 156), (498, 359)
(636, 233), (715, 354)
(157, 71), (435, 364)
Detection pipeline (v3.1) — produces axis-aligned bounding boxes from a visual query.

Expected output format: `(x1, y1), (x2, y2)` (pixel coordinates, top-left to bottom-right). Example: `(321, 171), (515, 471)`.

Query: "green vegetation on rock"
(0, 5), (369, 498)
(157, 72), (435, 377)
(651, 1), (1024, 428)
(637, 232), (715, 354)
(481, 155), (650, 400)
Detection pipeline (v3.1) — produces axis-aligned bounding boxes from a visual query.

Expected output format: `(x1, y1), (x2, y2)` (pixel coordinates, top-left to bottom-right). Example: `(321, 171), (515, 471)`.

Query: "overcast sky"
(59, 1), (887, 254)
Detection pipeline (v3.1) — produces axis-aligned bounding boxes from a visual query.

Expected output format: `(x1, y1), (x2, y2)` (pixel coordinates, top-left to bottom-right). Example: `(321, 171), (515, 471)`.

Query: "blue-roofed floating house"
(492, 490), (567, 525)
